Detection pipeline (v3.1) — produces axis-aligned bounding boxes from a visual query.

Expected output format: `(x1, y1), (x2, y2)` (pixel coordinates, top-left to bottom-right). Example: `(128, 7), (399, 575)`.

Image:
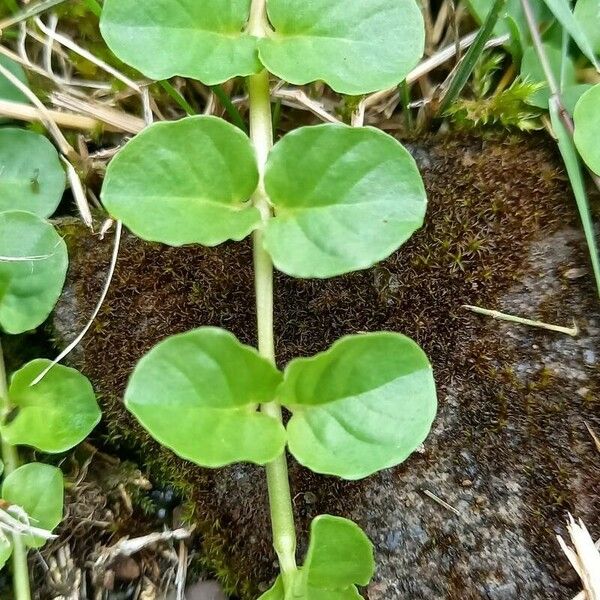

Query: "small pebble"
(114, 557), (141, 582)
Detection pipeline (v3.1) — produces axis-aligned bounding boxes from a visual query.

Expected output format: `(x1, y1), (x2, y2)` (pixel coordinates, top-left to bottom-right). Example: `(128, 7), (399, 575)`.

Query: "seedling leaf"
(100, 0), (260, 84)
(125, 327), (286, 467)
(0, 531), (11, 569)
(0, 128), (65, 217)
(280, 332), (437, 479)
(304, 515), (374, 588)
(1, 463), (63, 548)
(2, 359), (101, 453)
(258, 516), (374, 599)
(258, 0), (424, 95)
(541, 0), (599, 70)
(0, 55), (30, 104)
(574, 0), (600, 55)
(573, 83), (600, 175)
(0, 211), (68, 335)
(101, 116), (261, 246)
(263, 124), (426, 278)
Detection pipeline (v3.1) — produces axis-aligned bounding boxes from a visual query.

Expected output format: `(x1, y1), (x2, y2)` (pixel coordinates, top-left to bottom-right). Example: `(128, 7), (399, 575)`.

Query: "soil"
(47, 132), (599, 599)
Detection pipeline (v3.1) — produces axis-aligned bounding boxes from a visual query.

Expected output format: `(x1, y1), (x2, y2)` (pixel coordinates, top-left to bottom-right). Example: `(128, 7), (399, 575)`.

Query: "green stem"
(0, 340), (30, 600)
(247, 0), (298, 587)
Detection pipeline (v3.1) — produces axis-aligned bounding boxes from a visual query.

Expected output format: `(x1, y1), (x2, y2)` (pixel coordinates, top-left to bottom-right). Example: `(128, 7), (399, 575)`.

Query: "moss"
(52, 133), (599, 598)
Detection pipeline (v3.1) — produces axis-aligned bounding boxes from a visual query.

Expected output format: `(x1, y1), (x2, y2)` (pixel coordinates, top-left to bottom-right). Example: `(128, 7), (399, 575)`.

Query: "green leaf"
(542, 0), (599, 69)
(574, 83), (600, 175)
(304, 516), (374, 589)
(0, 211), (68, 335)
(101, 116), (260, 247)
(0, 531), (11, 569)
(0, 128), (65, 217)
(0, 55), (30, 104)
(521, 44), (573, 107)
(556, 97), (600, 296)
(125, 327), (285, 467)
(1, 359), (101, 453)
(574, 0), (600, 55)
(1, 463), (63, 548)
(258, 0), (424, 95)
(263, 124), (426, 278)
(260, 516), (374, 600)
(100, 0), (260, 84)
(280, 332), (437, 479)
(257, 576), (284, 600)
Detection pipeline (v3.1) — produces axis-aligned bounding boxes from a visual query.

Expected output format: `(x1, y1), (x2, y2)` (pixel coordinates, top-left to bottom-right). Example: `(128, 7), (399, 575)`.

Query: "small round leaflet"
(1, 463), (63, 548)
(0, 211), (68, 335)
(125, 327), (285, 467)
(258, 515), (375, 600)
(280, 332), (437, 479)
(101, 116), (261, 246)
(0, 128), (65, 217)
(100, 0), (260, 84)
(259, 0), (425, 94)
(263, 124), (427, 278)
(1, 359), (101, 453)
(574, 83), (600, 176)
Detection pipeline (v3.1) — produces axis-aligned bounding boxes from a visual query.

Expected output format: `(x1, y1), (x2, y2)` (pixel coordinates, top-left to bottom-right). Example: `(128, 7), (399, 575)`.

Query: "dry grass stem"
(462, 305), (579, 336)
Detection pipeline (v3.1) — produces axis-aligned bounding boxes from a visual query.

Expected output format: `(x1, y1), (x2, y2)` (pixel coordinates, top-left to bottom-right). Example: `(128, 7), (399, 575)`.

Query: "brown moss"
(52, 133), (600, 599)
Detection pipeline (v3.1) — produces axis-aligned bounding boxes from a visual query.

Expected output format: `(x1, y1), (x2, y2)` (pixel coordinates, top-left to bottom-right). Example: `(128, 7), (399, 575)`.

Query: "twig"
(584, 422), (600, 454)
(363, 31), (510, 110)
(272, 88), (341, 123)
(30, 222), (123, 387)
(61, 156), (93, 230)
(0, 58), (76, 160)
(34, 16), (141, 93)
(422, 489), (461, 516)
(557, 514), (600, 600)
(462, 305), (579, 336)
(0, 0), (66, 31)
(49, 93), (145, 133)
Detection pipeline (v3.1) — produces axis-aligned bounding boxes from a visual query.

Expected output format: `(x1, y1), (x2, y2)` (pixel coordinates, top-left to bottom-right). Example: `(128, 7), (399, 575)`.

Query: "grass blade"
(549, 97), (600, 297)
(542, 0), (600, 71)
(438, 0), (507, 116)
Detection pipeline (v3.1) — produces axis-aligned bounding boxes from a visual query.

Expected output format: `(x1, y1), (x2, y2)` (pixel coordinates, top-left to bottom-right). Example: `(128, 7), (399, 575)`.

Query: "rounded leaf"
(1, 463), (63, 548)
(0, 55), (30, 104)
(125, 327), (285, 467)
(1, 359), (101, 453)
(101, 116), (261, 246)
(258, 0), (424, 95)
(305, 515), (374, 588)
(0, 211), (68, 334)
(574, 0), (600, 55)
(280, 332), (437, 479)
(0, 531), (11, 569)
(0, 128), (65, 217)
(574, 83), (600, 175)
(100, 0), (260, 84)
(263, 125), (426, 278)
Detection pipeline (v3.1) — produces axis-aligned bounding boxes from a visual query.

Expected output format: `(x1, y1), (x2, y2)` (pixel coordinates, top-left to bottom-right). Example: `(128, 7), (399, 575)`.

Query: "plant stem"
(0, 340), (31, 600)
(247, 0), (298, 587)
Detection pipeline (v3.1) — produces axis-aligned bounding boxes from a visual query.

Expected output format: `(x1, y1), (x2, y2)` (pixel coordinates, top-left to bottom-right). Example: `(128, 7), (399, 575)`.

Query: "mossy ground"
(51, 133), (599, 599)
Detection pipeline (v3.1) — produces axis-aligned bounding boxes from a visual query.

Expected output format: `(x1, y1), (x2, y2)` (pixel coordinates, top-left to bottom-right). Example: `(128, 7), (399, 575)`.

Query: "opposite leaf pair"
(100, 0), (424, 95)
(125, 327), (437, 480)
(101, 117), (427, 279)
